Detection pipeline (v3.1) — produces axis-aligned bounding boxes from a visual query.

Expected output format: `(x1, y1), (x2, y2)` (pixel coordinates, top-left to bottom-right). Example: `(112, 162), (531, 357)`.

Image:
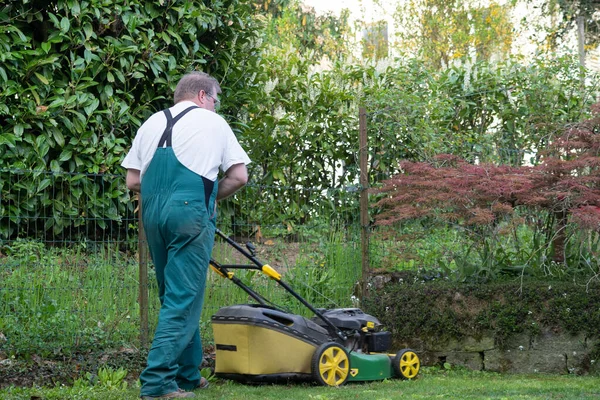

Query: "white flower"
(273, 106), (285, 121)
(264, 77), (279, 95)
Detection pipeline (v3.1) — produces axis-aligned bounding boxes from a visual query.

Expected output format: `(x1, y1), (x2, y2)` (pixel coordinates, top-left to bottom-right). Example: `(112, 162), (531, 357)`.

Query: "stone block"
(417, 351), (444, 367)
(484, 349), (567, 374)
(497, 333), (531, 351)
(566, 350), (588, 375)
(417, 350), (483, 371)
(531, 330), (587, 353)
(446, 351), (484, 371)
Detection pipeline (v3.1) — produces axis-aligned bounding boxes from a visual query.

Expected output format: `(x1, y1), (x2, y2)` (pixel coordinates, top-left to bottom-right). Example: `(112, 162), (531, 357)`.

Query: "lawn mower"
(209, 228), (420, 386)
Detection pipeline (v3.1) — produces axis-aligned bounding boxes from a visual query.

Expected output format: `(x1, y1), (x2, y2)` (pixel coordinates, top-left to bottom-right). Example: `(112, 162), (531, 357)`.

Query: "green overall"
(139, 106), (218, 397)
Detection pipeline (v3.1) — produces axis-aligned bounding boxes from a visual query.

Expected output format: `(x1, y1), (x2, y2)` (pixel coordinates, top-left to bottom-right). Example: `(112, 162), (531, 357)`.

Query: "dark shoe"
(141, 389), (196, 399)
(196, 377), (209, 389)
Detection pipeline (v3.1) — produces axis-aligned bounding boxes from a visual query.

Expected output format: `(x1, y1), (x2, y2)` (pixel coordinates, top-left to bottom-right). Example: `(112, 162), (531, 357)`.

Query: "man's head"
(174, 71), (221, 112)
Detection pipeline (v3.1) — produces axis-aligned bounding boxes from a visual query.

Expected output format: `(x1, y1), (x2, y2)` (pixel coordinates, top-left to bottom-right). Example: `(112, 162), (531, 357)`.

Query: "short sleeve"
(121, 134), (142, 170)
(221, 124), (251, 173)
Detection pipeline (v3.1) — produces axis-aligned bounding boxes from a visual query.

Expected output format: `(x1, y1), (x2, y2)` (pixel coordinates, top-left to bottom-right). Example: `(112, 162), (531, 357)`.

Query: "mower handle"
(212, 229), (348, 342)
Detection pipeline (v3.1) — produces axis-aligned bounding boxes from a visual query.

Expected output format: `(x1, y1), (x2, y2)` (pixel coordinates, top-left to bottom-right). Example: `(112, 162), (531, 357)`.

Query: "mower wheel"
(311, 342), (350, 386)
(393, 349), (420, 379)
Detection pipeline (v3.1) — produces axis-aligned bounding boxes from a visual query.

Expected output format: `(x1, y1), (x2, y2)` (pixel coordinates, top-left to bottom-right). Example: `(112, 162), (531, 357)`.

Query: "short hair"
(173, 71), (221, 104)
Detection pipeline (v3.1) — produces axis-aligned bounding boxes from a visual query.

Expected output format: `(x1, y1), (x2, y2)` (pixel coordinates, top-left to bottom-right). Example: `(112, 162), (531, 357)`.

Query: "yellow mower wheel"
(393, 349), (420, 379)
(311, 343), (350, 386)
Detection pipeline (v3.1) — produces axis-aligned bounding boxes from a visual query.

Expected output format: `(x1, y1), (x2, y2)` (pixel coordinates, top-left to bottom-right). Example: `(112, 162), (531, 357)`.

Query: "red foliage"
(373, 104), (600, 232)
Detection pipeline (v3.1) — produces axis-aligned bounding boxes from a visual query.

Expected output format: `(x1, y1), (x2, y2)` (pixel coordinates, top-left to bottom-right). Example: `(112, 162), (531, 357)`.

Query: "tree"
(373, 104), (600, 276)
(392, 0), (515, 69)
(535, 0), (600, 50)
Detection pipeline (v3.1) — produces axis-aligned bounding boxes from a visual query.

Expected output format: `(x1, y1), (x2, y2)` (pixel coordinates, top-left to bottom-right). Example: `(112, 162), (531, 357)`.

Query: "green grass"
(0, 233), (362, 357)
(1, 368), (599, 399)
(0, 240), (141, 356)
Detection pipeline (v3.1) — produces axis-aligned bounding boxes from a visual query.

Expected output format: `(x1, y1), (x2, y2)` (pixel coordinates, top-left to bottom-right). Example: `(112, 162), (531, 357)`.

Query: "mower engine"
(312, 308), (391, 353)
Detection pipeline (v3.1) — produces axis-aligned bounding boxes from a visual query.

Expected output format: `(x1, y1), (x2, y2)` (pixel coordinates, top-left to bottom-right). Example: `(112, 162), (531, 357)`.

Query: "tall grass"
(1, 224), (363, 356)
(369, 219), (600, 283)
(202, 225), (362, 329)
(0, 239), (139, 356)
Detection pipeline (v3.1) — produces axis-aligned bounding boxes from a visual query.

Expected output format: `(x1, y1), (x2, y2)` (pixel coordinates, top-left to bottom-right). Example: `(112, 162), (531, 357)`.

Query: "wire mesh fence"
(0, 168), (363, 356)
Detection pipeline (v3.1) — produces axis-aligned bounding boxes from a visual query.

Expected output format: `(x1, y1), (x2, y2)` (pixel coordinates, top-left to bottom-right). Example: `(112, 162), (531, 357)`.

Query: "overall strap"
(157, 105), (199, 148)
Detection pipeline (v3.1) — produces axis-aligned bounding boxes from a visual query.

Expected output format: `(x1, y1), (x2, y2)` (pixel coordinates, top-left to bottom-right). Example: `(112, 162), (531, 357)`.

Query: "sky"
(302, 0), (392, 22)
(302, 0), (367, 14)
(301, 0), (579, 62)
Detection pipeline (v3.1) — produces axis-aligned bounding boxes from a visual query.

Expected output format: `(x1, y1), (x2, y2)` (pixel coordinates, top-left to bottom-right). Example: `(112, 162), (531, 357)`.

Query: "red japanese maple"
(373, 105), (600, 263)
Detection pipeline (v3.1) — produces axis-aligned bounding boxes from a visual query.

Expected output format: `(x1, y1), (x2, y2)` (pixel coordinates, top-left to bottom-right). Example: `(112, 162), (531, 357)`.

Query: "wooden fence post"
(359, 107), (370, 300)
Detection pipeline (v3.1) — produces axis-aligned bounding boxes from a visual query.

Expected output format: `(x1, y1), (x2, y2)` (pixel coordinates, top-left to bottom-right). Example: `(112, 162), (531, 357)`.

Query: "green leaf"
(50, 160), (61, 172)
(48, 97), (66, 109)
(0, 66), (7, 83)
(118, 102), (131, 118)
(59, 149), (73, 162)
(14, 124), (24, 136)
(52, 129), (65, 147)
(113, 69), (125, 83)
(48, 13), (60, 27)
(34, 72), (49, 84)
(37, 178), (51, 193)
(168, 55), (176, 70)
(84, 98), (100, 116)
(60, 17), (70, 32)
(83, 23), (93, 39)
(0, 133), (17, 148)
(41, 42), (51, 53)
(71, 1), (81, 16)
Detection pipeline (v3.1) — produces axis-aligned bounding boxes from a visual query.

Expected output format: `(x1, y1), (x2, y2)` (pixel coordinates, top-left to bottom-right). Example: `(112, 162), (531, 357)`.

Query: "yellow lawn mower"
(209, 229), (420, 386)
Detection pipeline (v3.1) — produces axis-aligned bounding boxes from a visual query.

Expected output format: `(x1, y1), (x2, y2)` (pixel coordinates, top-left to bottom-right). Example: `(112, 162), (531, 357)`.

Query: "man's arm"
(126, 169), (141, 193)
(217, 163), (248, 201)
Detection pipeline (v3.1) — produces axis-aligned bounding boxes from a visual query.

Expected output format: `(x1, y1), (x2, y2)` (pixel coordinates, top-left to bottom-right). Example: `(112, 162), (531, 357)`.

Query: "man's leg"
(175, 327), (203, 390)
(140, 202), (213, 397)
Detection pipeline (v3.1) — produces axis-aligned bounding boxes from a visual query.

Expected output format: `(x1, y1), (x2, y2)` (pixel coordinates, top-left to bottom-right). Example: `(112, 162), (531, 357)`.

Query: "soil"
(0, 347), (217, 389)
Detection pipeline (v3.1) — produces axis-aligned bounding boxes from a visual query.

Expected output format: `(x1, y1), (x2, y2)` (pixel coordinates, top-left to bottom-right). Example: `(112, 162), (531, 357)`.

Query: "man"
(122, 71), (250, 399)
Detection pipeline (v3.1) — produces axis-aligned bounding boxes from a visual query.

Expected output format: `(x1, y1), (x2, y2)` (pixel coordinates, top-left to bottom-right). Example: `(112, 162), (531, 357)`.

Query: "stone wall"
(363, 274), (600, 375)
(395, 330), (598, 374)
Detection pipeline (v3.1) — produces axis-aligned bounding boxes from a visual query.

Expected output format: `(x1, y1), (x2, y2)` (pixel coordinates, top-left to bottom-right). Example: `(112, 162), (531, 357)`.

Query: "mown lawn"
(1, 368), (599, 399)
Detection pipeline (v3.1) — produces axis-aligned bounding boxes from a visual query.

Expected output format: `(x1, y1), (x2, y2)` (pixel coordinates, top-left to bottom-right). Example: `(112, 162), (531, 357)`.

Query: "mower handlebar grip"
(210, 263), (233, 279)
(261, 264), (281, 281)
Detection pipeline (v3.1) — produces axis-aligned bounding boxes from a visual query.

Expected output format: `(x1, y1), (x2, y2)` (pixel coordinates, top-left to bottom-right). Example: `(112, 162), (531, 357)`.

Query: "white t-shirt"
(121, 101), (251, 182)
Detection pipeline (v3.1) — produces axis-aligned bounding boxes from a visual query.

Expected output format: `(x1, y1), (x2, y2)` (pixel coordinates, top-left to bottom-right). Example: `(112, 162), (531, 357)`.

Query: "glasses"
(206, 92), (220, 106)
